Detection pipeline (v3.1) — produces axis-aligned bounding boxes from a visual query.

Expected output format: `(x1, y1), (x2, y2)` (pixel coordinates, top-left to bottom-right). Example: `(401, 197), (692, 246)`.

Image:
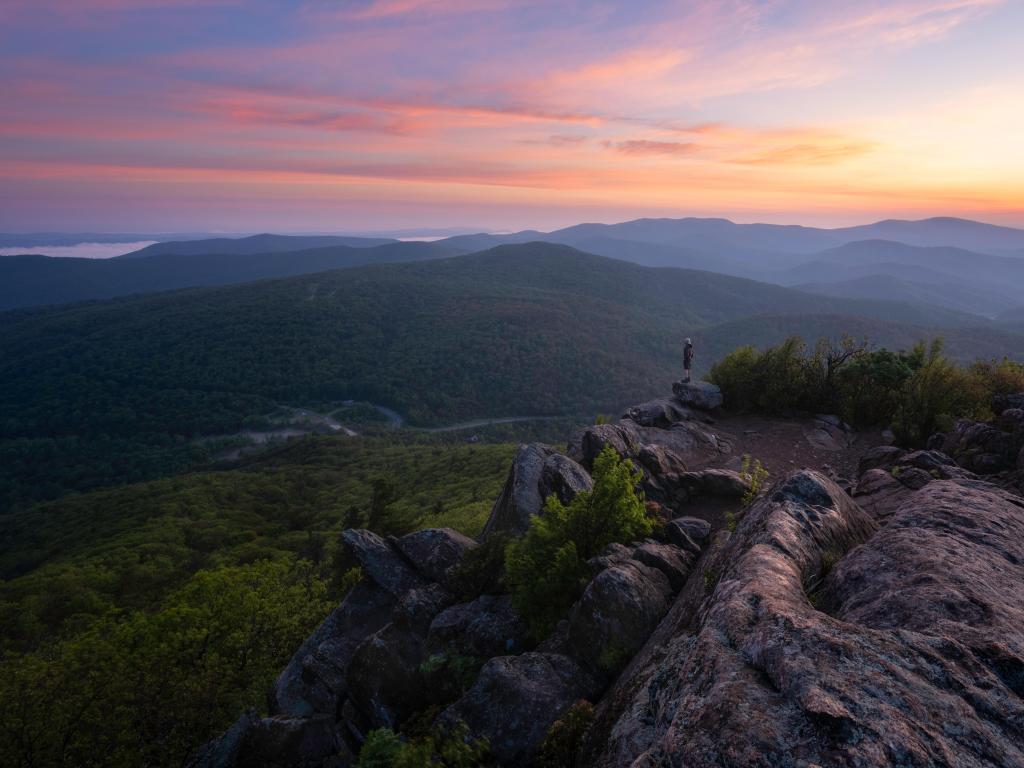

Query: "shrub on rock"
(505, 447), (651, 638)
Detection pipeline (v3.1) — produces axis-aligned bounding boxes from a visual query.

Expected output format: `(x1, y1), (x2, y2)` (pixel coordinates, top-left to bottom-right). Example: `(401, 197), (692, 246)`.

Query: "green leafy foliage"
(0, 438), (514, 768)
(447, 533), (509, 601)
(740, 455), (769, 508)
(0, 437), (513, 653)
(538, 700), (595, 768)
(356, 722), (490, 768)
(505, 447), (651, 638)
(710, 335), (1015, 446)
(6, 244), (1018, 510)
(0, 558), (333, 768)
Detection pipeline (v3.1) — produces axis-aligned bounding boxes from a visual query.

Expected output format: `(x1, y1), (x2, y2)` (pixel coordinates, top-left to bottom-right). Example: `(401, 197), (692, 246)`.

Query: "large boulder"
(667, 516), (711, 545)
(270, 579), (395, 717)
(567, 421), (643, 471)
(187, 712), (348, 768)
(567, 418), (729, 495)
(440, 652), (598, 765)
(631, 541), (693, 591)
(481, 444), (591, 539)
(339, 529), (427, 598)
(427, 594), (530, 659)
(623, 397), (690, 428)
(391, 583), (456, 636)
(670, 468), (750, 499)
(588, 469), (1024, 768)
(671, 380), (723, 410)
(993, 392), (1024, 413)
(346, 623), (427, 730)
(932, 417), (1024, 474)
(803, 415), (855, 451)
(567, 560), (673, 674)
(392, 528), (476, 589)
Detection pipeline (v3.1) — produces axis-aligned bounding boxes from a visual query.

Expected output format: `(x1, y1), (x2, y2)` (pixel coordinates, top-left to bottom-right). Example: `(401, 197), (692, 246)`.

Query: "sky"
(1, 0), (1023, 233)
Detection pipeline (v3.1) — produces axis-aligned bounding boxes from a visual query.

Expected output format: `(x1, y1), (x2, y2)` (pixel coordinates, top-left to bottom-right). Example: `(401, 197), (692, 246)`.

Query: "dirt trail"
(703, 411), (886, 482)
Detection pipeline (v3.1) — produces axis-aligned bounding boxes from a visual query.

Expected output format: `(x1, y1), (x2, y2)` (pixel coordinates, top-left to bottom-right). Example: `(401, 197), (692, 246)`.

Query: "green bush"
(710, 335), (1020, 446)
(447, 533), (509, 601)
(0, 559), (332, 768)
(356, 722), (490, 768)
(891, 340), (988, 445)
(538, 699), (594, 768)
(505, 446), (651, 638)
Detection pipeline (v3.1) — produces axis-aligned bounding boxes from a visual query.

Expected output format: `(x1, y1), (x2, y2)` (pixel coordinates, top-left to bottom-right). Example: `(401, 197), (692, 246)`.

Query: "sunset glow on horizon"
(2, 0), (1023, 232)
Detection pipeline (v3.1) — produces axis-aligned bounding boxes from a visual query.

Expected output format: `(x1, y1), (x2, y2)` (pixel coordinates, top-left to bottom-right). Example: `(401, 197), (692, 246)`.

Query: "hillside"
(696, 313), (1024, 367)
(793, 275), (1018, 317)
(0, 240), (460, 310)
(771, 239), (1024, 316)
(120, 233), (396, 258)
(0, 435), (515, 766)
(0, 242), (1019, 509)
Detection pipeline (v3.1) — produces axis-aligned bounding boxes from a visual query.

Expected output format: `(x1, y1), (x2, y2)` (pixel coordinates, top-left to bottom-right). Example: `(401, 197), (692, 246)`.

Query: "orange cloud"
(607, 140), (699, 156)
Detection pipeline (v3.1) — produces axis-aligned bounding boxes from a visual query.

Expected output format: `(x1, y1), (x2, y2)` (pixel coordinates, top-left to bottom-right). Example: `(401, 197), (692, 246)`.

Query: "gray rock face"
(568, 421), (643, 470)
(671, 468), (750, 499)
(340, 529), (427, 598)
(391, 583), (455, 637)
(187, 711), (348, 768)
(567, 415), (729, 505)
(567, 561), (673, 674)
(427, 594), (530, 659)
(932, 416), (1024, 474)
(671, 380), (723, 410)
(667, 516), (711, 545)
(631, 541), (692, 591)
(346, 623), (427, 730)
(590, 468), (1024, 768)
(270, 580), (395, 718)
(393, 528), (477, 589)
(852, 468), (913, 522)
(993, 392), (1024, 412)
(803, 415), (855, 451)
(481, 443), (591, 539)
(440, 652), (598, 765)
(623, 397), (690, 428)
(857, 445), (904, 475)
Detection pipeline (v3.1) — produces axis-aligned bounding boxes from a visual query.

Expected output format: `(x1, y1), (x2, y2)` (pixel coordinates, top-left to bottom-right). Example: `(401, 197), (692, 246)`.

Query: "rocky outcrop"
(567, 560), (672, 674)
(569, 388), (731, 504)
(426, 594), (530, 659)
(587, 463), (1024, 767)
(392, 527), (475, 590)
(930, 397), (1024, 474)
(189, 711), (351, 768)
(803, 413), (856, 451)
(671, 380), (723, 410)
(439, 652), (599, 765)
(198, 385), (1024, 768)
(481, 443), (591, 539)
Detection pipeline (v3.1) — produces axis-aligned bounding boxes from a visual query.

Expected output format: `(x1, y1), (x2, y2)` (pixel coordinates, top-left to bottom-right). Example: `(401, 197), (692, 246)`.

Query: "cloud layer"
(0, 0), (1020, 230)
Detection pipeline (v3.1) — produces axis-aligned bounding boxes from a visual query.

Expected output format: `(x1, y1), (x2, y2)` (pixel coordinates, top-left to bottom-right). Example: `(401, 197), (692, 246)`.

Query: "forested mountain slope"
(0, 241), (461, 310)
(1, 243), (1019, 509)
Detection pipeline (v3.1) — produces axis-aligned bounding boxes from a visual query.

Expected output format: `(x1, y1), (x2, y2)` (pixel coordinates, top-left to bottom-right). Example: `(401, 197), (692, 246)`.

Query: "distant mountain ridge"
(0, 240), (465, 310)
(4, 215), (1024, 313)
(441, 215), (1024, 258)
(120, 233), (398, 258)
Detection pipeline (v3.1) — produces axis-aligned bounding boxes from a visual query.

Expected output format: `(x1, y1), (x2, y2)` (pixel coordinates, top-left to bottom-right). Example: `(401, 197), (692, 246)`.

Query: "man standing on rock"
(683, 337), (694, 383)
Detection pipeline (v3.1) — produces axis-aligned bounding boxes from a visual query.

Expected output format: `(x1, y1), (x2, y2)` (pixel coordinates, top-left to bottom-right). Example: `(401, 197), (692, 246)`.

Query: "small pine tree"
(505, 447), (651, 638)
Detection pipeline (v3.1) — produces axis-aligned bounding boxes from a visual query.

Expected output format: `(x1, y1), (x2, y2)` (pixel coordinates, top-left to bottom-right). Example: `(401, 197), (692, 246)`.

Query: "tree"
(505, 447), (651, 638)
